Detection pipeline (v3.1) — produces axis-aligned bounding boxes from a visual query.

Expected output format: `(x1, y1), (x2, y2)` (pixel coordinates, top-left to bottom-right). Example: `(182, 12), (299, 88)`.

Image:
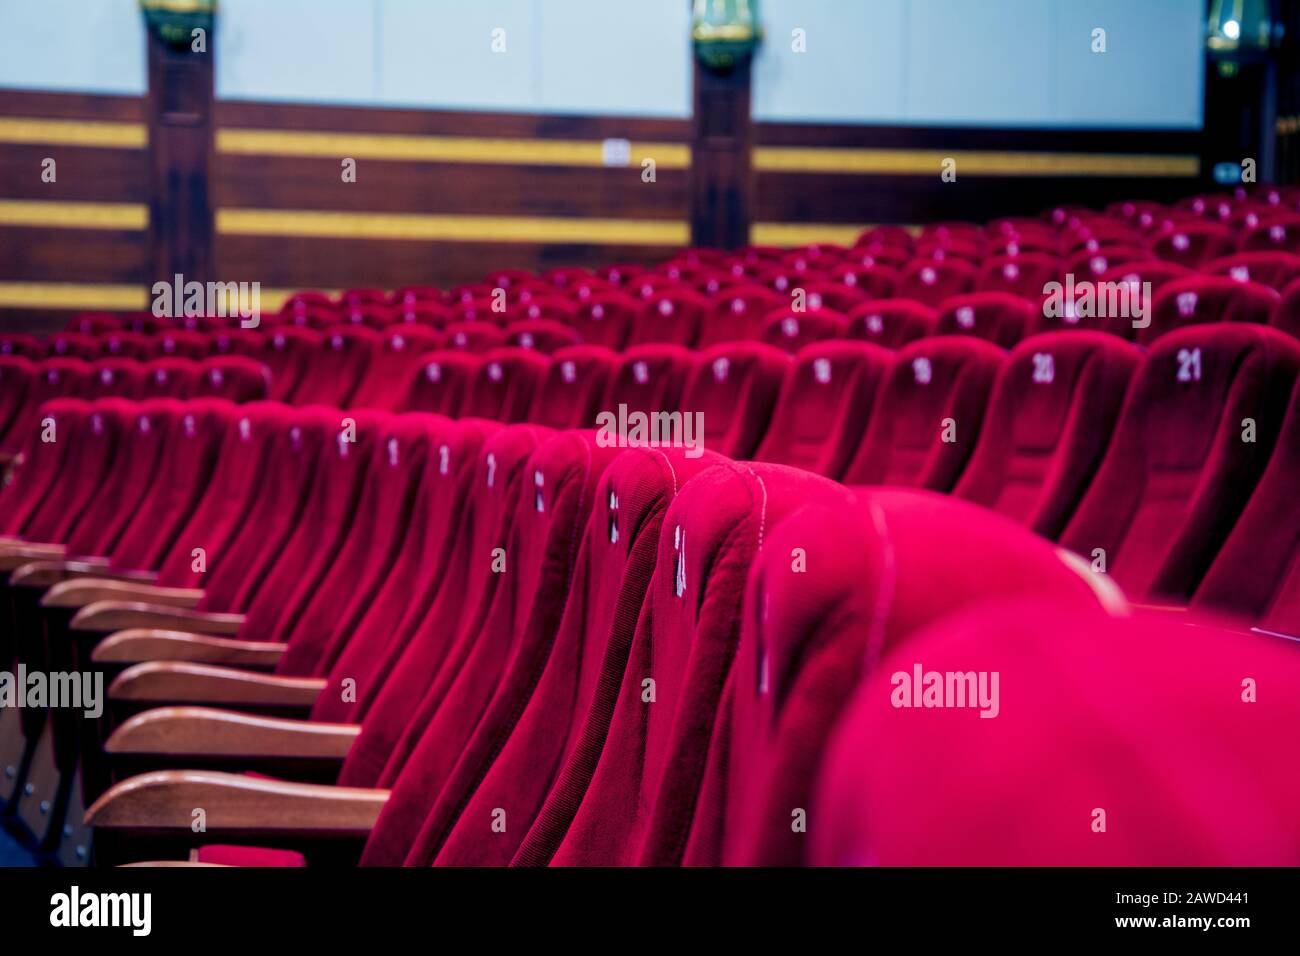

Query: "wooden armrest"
(93, 629), (286, 668)
(87, 770), (388, 834)
(0, 541), (65, 570)
(106, 706), (357, 760)
(119, 861), (230, 867)
(110, 662), (324, 708)
(70, 601), (243, 635)
(44, 579), (204, 610)
(11, 559), (156, 590)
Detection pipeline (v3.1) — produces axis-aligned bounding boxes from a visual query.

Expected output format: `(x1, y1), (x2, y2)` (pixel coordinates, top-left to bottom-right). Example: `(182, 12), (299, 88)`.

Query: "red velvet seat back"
(49, 332), (101, 361)
(291, 326), (382, 406)
(755, 340), (893, 478)
(842, 336), (1005, 490)
(1059, 323), (1300, 601)
(349, 326), (445, 410)
(337, 424), (553, 788)
(443, 321), (507, 354)
(954, 332), (1140, 539)
(311, 418), (501, 713)
(569, 294), (639, 350)
(895, 259), (976, 307)
(4, 360), (94, 453)
(845, 299), (938, 348)
(682, 490), (1120, 866)
(259, 327), (324, 402)
(504, 319), (581, 355)
(601, 344), (696, 418)
(526, 345), (618, 430)
(0, 356), (37, 452)
(758, 308), (849, 354)
(1141, 275), (1279, 346)
(935, 292), (1036, 349)
(276, 413), (440, 675)
(148, 402), (289, 587)
(696, 284), (784, 348)
(401, 350), (482, 417)
(233, 410), (389, 640)
(678, 342), (790, 460)
(812, 601), (1300, 865)
(1151, 221), (1236, 266)
(438, 447), (723, 867)
(155, 329), (211, 359)
(63, 398), (180, 559)
(460, 347), (550, 422)
(626, 290), (709, 348)
(0, 399), (88, 536)
(363, 432), (621, 866)
(541, 462), (840, 865)
(85, 359), (146, 400)
(975, 253), (1062, 301)
(139, 358), (201, 399)
(196, 356), (270, 403)
(1191, 379), (1300, 634)
(1204, 251), (1300, 292)
(0, 333), (44, 360)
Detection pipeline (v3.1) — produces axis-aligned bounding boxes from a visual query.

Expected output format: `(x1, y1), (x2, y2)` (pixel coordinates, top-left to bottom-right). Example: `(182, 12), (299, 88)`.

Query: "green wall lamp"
(140, 0), (216, 51)
(692, 0), (762, 72)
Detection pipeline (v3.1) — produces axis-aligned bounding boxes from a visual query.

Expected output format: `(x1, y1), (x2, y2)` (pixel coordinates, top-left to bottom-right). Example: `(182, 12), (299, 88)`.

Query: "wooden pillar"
(143, 8), (215, 292)
(690, 57), (755, 251)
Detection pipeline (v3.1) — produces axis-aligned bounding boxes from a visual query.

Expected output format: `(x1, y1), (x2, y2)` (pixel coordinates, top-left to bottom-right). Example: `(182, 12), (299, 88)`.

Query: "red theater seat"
(518, 461), (840, 866)
(954, 332), (1141, 539)
(1151, 221), (1236, 267)
(197, 356), (271, 403)
(812, 600), (1300, 865)
(1141, 275), (1279, 346)
(759, 308), (850, 353)
(443, 322), (508, 354)
(569, 294), (639, 350)
(845, 299), (938, 348)
(1239, 215), (1300, 254)
(676, 490), (1120, 866)
(0, 333), (44, 359)
(85, 359), (146, 399)
(350, 326), (446, 410)
(290, 326), (382, 406)
(627, 290), (709, 348)
(1275, 278), (1300, 340)
(602, 344), (696, 418)
(156, 329), (212, 359)
(678, 342), (790, 459)
(975, 253), (1062, 301)
(402, 351), (483, 417)
(259, 327), (324, 403)
(896, 259), (976, 307)
(459, 348), (551, 422)
(840, 337), (1005, 490)
(754, 340), (893, 478)
(140, 358), (202, 399)
(1190, 379), (1300, 634)
(935, 292), (1036, 349)
(1204, 251), (1300, 292)
(1058, 324), (1300, 602)
(504, 319), (582, 354)
(695, 285), (784, 348)
(526, 345), (618, 430)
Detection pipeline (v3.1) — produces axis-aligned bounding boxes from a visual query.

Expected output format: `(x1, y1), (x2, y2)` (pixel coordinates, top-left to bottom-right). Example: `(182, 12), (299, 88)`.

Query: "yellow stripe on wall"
(751, 223), (896, 247)
(217, 208), (689, 246)
(0, 282), (148, 311)
(0, 118), (147, 149)
(755, 146), (1200, 178)
(218, 128), (691, 169)
(0, 199), (148, 230)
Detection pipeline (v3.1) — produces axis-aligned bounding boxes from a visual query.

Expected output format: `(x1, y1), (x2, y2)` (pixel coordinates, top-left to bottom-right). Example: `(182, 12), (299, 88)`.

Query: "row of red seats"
(4, 316), (1299, 863)
(0, 355), (269, 457)
(6, 320), (1300, 626)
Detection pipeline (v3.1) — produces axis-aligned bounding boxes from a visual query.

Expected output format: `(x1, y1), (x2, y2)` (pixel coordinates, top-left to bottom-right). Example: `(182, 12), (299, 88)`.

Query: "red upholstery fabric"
(601, 344), (696, 418)
(361, 432), (620, 866)
(192, 845), (307, 868)
(349, 326), (445, 410)
(337, 425), (554, 787)
(678, 342), (789, 460)
(460, 348), (550, 422)
(755, 340), (893, 478)
(526, 345), (618, 430)
(569, 294), (639, 350)
(895, 259), (976, 307)
(290, 326), (382, 406)
(626, 290), (709, 348)
(525, 462), (840, 866)
(841, 336), (1005, 491)
(312, 418), (501, 721)
(975, 253), (1063, 301)
(1203, 251), (1300, 291)
(402, 351), (483, 417)
(845, 299), (938, 348)
(812, 600), (1300, 865)
(676, 490), (1121, 866)
(935, 292), (1036, 348)
(1141, 275), (1279, 346)
(1059, 324), (1300, 601)
(428, 447), (723, 866)
(758, 309), (850, 354)
(696, 285), (786, 348)
(954, 332), (1140, 539)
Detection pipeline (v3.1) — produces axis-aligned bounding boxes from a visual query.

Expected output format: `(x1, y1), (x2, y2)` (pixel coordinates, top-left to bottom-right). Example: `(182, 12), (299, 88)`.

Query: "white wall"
(215, 0), (693, 118)
(0, 0), (146, 95)
(0, 0), (1204, 129)
(753, 0), (1205, 129)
